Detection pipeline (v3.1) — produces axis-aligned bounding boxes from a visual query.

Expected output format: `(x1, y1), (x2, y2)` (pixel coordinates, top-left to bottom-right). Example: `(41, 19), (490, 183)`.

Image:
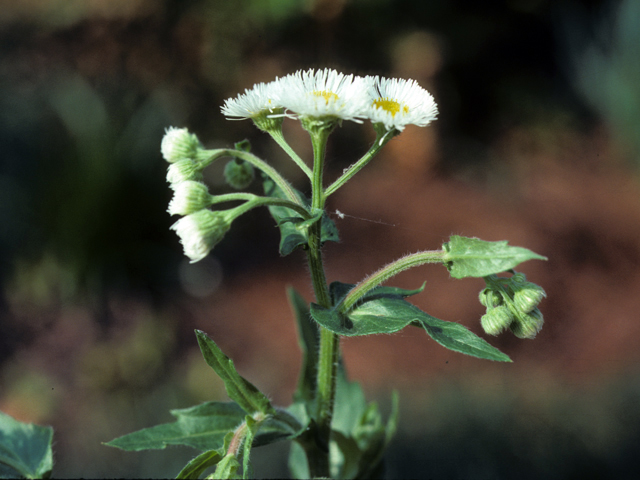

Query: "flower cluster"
(161, 127), (233, 263)
(221, 68), (438, 133)
(479, 272), (546, 339)
(163, 68), (439, 264)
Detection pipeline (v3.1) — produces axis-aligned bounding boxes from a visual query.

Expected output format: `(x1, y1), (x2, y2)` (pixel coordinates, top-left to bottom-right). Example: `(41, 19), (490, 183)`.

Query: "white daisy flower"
(221, 81), (282, 120)
(365, 76), (438, 131)
(274, 68), (369, 122)
(171, 209), (232, 263)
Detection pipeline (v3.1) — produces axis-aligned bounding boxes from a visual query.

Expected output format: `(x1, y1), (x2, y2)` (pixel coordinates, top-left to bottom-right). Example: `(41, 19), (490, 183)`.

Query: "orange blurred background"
(1, 0), (640, 477)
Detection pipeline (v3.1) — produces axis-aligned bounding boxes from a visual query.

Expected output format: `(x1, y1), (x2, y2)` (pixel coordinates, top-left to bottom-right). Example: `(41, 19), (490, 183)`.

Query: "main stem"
(305, 122), (338, 478)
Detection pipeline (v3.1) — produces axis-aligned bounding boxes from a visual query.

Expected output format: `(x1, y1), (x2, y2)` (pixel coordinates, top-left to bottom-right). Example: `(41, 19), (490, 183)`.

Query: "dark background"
(2, 0), (640, 478)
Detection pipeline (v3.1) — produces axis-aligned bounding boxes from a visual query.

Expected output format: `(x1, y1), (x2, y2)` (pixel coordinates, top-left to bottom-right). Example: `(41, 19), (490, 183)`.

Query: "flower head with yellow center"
(274, 68), (369, 122)
(365, 76), (438, 132)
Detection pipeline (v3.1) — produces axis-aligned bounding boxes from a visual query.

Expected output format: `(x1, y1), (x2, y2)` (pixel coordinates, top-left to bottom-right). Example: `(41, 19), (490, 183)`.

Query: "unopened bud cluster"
(162, 127), (234, 263)
(479, 271), (546, 339)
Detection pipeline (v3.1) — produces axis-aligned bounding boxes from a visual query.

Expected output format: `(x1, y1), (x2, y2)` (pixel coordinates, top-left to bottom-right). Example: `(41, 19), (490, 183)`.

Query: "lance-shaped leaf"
(195, 330), (274, 415)
(310, 282), (510, 362)
(105, 402), (246, 451)
(106, 402), (301, 453)
(414, 313), (511, 362)
(263, 176), (339, 256)
(0, 412), (53, 480)
(442, 236), (547, 278)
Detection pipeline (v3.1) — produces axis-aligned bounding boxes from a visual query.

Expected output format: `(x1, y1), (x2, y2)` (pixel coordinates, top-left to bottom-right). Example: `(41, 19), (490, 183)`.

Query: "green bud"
(170, 209), (232, 263)
(510, 272), (527, 284)
(161, 127), (202, 163)
(224, 159), (255, 190)
(167, 181), (211, 216)
(480, 305), (515, 336)
(479, 288), (502, 308)
(510, 307), (544, 339)
(513, 282), (546, 313)
(167, 159), (204, 185)
(234, 139), (252, 152)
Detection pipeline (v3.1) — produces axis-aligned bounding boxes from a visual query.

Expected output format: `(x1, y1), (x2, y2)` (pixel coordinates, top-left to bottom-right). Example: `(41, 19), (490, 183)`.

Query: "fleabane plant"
(106, 68), (547, 479)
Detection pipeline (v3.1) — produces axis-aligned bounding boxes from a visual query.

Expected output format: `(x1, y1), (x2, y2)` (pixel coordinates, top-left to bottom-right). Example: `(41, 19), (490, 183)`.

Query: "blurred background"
(2, 0), (640, 477)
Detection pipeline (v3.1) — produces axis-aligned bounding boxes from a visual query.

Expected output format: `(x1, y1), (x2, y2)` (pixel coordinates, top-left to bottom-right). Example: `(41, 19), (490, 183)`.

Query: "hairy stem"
(200, 148), (302, 207)
(304, 122), (337, 478)
(268, 129), (313, 179)
(340, 249), (446, 312)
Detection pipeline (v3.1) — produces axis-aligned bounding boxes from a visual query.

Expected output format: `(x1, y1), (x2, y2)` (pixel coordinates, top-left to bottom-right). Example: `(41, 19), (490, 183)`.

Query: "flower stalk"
(339, 250), (446, 312)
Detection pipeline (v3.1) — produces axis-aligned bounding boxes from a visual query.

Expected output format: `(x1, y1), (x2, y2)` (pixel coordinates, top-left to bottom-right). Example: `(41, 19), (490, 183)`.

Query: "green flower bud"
(167, 181), (211, 216)
(479, 288), (502, 308)
(167, 159), (204, 185)
(170, 209), (232, 263)
(224, 159), (255, 190)
(481, 305), (515, 336)
(513, 282), (546, 313)
(510, 307), (544, 339)
(510, 272), (527, 284)
(161, 127), (202, 163)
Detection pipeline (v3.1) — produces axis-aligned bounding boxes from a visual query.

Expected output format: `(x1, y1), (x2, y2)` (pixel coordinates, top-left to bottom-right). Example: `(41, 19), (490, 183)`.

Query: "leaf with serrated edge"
(0, 411), (53, 480)
(195, 330), (274, 415)
(443, 235), (547, 278)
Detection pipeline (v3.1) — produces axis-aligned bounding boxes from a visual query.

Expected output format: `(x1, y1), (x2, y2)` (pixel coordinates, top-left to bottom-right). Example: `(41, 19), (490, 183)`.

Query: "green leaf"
(195, 330), (275, 415)
(442, 235), (547, 278)
(415, 314), (512, 362)
(213, 453), (241, 479)
(332, 367), (366, 437)
(253, 409), (304, 447)
(310, 282), (511, 361)
(288, 288), (319, 404)
(0, 411), (53, 480)
(287, 441), (309, 479)
(330, 431), (362, 479)
(263, 176), (339, 256)
(330, 372), (400, 479)
(176, 449), (223, 479)
(241, 416), (255, 479)
(353, 391), (400, 479)
(105, 402), (246, 451)
(329, 281), (425, 306)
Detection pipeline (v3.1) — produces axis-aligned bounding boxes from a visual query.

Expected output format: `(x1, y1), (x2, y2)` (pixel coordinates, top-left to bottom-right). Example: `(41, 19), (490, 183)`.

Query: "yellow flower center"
(312, 90), (339, 104)
(372, 98), (409, 117)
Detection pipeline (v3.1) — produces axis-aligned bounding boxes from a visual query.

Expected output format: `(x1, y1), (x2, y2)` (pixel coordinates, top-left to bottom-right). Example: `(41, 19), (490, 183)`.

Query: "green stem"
(303, 122), (337, 478)
(339, 249), (446, 312)
(199, 148), (302, 207)
(209, 193), (312, 220)
(267, 129), (314, 179)
(324, 126), (394, 197)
